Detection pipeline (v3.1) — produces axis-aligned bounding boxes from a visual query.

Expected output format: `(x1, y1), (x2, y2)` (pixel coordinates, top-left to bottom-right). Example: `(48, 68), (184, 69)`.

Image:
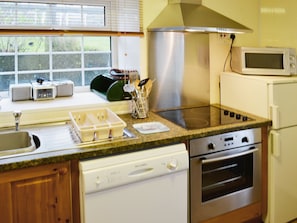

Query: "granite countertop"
(0, 104), (271, 172)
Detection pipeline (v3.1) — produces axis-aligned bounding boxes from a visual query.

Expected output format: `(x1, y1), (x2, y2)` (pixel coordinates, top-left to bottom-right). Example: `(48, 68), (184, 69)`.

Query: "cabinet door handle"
(59, 167), (68, 175)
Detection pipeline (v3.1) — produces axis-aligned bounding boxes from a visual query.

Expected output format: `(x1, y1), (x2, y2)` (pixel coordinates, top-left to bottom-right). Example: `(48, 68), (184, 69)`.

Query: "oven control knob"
(242, 136), (249, 143)
(167, 159), (178, 170)
(208, 143), (216, 150)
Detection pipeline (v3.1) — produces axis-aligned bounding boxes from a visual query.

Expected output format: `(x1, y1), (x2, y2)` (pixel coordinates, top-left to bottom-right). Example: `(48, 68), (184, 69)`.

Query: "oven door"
(190, 143), (262, 222)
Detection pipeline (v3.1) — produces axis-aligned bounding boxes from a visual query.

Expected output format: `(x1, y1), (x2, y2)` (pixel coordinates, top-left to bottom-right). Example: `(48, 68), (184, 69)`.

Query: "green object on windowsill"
(90, 74), (131, 101)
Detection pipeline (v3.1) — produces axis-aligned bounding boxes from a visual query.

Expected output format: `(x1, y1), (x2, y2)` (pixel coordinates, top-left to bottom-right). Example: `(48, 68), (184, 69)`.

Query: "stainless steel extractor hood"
(148, 0), (252, 33)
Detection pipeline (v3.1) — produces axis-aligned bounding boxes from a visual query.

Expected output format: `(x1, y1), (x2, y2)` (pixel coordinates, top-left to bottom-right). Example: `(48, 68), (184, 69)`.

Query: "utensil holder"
(131, 92), (148, 119)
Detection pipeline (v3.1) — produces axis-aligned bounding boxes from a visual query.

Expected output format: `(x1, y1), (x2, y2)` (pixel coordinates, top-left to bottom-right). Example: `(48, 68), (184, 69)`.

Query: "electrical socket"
(217, 33), (232, 45)
(219, 33), (228, 39)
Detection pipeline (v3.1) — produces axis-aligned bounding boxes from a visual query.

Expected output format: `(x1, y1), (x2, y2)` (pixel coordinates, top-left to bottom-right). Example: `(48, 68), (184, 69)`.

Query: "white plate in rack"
(133, 122), (170, 134)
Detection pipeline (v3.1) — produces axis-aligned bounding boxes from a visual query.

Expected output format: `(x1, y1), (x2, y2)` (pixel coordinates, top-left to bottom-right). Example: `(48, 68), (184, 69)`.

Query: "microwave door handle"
(201, 148), (259, 164)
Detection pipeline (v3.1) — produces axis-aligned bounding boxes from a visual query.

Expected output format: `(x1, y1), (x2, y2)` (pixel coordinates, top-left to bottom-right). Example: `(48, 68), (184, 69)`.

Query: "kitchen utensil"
(123, 83), (135, 93)
(138, 78), (150, 89)
(134, 79), (140, 91)
(144, 78), (154, 96)
(129, 71), (140, 83)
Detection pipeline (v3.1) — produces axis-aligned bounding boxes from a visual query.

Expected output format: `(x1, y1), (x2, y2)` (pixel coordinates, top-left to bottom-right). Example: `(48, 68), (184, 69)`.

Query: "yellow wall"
(204, 0), (260, 47)
(260, 0), (297, 47)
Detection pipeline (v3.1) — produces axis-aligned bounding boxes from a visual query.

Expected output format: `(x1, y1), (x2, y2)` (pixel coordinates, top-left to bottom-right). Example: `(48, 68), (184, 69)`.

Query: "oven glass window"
(201, 153), (253, 202)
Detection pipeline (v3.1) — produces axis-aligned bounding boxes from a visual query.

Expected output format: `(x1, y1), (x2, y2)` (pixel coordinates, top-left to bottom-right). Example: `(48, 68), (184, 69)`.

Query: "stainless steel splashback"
(148, 32), (210, 111)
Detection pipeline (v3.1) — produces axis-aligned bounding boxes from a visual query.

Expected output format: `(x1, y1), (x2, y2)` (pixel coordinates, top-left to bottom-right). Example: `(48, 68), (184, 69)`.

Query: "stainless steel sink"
(0, 131), (40, 157)
(0, 121), (136, 159)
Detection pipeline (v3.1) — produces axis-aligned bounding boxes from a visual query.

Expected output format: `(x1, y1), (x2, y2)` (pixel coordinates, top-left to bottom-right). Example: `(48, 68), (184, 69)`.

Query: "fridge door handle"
(270, 130), (281, 157)
(270, 105), (280, 129)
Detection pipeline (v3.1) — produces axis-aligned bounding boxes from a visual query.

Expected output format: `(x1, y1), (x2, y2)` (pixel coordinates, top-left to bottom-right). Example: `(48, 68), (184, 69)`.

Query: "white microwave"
(231, 46), (297, 76)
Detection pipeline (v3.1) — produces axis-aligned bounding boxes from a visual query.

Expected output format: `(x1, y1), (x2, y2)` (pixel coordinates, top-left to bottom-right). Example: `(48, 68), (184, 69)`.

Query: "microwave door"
(245, 53), (283, 69)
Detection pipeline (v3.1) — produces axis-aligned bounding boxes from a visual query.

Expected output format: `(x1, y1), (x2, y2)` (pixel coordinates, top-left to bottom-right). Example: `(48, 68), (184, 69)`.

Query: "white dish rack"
(69, 108), (126, 142)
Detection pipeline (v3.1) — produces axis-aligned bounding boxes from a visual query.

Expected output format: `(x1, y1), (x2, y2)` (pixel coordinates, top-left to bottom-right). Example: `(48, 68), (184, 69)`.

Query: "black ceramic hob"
(156, 105), (253, 130)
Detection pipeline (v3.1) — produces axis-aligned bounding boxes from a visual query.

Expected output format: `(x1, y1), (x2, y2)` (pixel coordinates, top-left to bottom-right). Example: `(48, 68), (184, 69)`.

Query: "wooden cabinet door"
(0, 161), (72, 223)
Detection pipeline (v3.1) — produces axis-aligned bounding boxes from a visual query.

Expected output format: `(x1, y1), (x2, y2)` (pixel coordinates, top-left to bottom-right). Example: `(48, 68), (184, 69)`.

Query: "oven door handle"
(201, 147), (259, 164)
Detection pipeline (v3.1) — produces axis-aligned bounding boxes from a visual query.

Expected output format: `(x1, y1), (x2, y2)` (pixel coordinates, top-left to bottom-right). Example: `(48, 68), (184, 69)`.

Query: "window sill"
(0, 91), (131, 128)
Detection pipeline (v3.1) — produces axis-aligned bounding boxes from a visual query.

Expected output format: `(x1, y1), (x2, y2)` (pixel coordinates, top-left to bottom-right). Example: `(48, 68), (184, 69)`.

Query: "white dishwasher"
(79, 143), (189, 223)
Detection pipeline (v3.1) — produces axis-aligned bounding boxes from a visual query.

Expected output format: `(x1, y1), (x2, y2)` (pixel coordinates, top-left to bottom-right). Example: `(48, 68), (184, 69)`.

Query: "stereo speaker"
(55, 80), (74, 97)
(10, 84), (32, 101)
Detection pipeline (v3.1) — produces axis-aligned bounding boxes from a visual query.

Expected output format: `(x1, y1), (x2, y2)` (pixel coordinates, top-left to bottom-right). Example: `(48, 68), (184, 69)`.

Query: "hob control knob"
(167, 159), (178, 170)
(208, 143), (216, 150)
(242, 136), (249, 143)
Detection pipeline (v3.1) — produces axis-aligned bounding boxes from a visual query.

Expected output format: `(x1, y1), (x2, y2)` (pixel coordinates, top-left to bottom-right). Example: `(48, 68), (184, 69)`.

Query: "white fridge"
(220, 72), (297, 223)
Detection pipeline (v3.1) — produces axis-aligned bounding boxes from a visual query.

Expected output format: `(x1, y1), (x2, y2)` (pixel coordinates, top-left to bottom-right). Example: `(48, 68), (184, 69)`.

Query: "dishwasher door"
(79, 144), (189, 223)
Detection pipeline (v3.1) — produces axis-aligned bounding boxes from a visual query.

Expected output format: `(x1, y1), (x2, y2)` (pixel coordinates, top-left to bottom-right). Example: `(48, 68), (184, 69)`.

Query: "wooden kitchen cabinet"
(0, 161), (79, 223)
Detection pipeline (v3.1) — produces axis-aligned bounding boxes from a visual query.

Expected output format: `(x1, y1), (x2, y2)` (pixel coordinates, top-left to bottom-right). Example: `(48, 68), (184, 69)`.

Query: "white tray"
(69, 108), (126, 142)
(133, 122), (170, 134)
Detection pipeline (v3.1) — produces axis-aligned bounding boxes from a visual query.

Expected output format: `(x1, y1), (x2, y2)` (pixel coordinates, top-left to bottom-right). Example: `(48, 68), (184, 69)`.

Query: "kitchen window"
(0, 0), (143, 95)
(0, 36), (112, 91)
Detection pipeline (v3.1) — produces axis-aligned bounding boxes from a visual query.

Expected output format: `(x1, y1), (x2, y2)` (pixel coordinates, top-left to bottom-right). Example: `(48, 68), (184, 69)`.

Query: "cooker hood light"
(148, 0), (252, 33)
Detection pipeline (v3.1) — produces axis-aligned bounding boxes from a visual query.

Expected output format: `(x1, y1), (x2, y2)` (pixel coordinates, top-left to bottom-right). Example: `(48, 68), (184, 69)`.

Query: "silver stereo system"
(10, 80), (74, 101)
(32, 83), (56, 101)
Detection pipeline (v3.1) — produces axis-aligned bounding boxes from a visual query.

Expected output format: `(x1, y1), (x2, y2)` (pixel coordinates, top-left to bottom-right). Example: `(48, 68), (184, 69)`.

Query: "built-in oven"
(189, 128), (262, 222)
(156, 106), (261, 222)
